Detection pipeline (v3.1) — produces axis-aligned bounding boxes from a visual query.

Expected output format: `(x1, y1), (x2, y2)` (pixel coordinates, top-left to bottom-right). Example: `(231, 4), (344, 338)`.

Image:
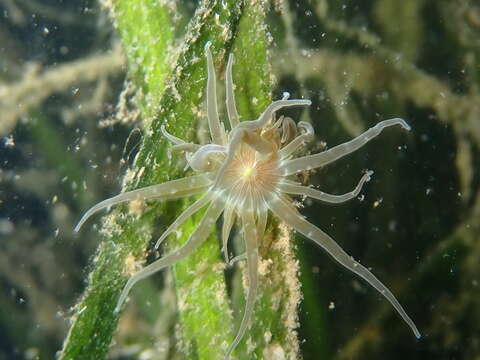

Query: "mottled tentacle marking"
(76, 41), (420, 360)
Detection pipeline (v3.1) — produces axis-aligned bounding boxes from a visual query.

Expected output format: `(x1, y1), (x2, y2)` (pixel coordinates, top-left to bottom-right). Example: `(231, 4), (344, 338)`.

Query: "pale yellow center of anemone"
(242, 166), (254, 178)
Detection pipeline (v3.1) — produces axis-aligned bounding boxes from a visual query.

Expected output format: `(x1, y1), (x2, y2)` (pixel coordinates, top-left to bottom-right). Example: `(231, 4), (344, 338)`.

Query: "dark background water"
(0, 0), (479, 359)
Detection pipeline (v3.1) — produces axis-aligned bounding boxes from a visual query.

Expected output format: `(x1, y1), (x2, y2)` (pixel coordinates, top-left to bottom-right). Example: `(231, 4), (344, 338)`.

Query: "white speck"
(328, 301), (335, 310)
(388, 220), (397, 231)
(301, 49), (309, 57)
(373, 197), (383, 208)
(0, 219), (14, 235)
(3, 135), (15, 147)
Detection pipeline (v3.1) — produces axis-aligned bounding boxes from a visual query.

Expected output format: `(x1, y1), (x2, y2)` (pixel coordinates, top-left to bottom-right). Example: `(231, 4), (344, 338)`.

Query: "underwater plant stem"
(60, 1), (244, 359)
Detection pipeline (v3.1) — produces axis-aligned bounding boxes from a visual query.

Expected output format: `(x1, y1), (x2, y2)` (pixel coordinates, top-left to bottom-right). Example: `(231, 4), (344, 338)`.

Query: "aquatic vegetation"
(75, 42), (420, 358)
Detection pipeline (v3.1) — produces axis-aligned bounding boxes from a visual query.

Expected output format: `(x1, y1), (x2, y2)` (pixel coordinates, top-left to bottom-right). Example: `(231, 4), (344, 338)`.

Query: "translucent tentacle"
(282, 118), (411, 175)
(115, 196), (225, 312)
(171, 143), (201, 153)
(161, 125), (186, 145)
(221, 204), (236, 263)
(154, 192), (214, 249)
(280, 117), (297, 144)
(225, 207), (259, 359)
(268, 194), (421, 339)
(278, 170), (373, 204)
(256, 206), (268, 240)
(74, 175), (212, 232)
(279, 121), (314, 159)
(228, 253), (246, 266)
(246, 98), (311, 130)
(205, 42), (226, 145)
(226, 53), (239, 129)
(189, 144), (227, 172)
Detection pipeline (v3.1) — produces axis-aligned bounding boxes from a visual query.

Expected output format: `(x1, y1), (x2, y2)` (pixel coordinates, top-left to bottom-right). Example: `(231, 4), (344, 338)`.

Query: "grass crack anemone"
(75, 41), (420, 359)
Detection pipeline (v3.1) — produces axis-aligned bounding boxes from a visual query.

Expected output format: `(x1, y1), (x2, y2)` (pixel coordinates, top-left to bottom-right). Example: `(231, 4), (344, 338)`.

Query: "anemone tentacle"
(225, 205), (259, 359)
(281, 118), (410, 175)
(74, 174), (211, 232)
(225, 53), (240, 129)
(267, 193), (420, 339)
(154, 191), (215, 249)
(278, 170), (373, 204)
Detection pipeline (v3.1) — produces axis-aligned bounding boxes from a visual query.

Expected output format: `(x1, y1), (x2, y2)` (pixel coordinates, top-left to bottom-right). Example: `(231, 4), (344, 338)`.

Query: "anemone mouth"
(221, 143), (281, 198)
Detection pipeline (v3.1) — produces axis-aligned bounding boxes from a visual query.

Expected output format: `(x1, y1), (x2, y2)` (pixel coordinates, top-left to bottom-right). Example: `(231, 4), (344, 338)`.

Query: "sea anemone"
(75, 41), (420, 359)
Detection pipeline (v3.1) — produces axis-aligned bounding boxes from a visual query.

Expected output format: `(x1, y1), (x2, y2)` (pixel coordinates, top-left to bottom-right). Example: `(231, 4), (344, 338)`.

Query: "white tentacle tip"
(282, 92), (290, 100)
(397, 118), (412, 131)
(365, 170), (374, 181)
(74, 218), (87, 233)
(205, 41), (212, 51)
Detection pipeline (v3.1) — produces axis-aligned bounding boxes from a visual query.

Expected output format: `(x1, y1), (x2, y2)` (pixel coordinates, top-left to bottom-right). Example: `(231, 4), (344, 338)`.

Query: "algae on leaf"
(60, 1), (242, 359)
